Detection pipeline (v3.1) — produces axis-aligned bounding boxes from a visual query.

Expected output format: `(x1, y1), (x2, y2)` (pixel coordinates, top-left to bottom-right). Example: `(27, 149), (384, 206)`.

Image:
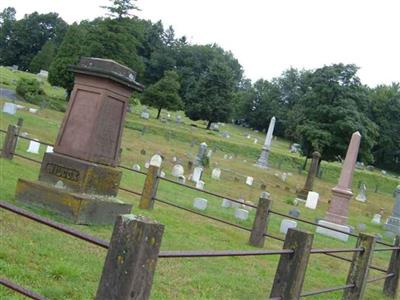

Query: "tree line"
(0, 3), (399, 172)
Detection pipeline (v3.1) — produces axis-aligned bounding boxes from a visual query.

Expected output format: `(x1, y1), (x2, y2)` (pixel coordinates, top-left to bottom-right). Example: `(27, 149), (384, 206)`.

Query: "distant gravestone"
(357, 223), (366, 231)
(192, 167), (203, 183)
(355, 183), (367, 202)
(132, 164), (141, 171)
(384, 185), (400, 234)
(253, 138), (258, 144)
(211, 168), (221, 180)
(289, 208), (300, 218)
(29, 108), (38, 114)
(305, 192), (319, 210)
(176, 115), (182, 123)
(26, 140), (40, 154)
(222, 131), (231, 138)
(171, 164), (184, 177)
(3, 102), (17, 115)
(280, 219), (298, 235)
(245, 176), (254, 186)
(195, 180), (205, 190)
(221, 198), (231, 208)
(46, 146), (54, 153)
(210, 123), (219, 131)
(195, 142), (208, 166)
(371, 213), (382, 224)
(160, 171), (166, 178)
(193, 198), (207, 210)
(234, 208), (249, 221)
(140, 110), (150, 119)
(177, 175), (186, 184)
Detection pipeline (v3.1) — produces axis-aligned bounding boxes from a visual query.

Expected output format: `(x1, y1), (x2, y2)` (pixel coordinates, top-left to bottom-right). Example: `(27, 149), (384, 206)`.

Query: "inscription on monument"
(46, 163), (80, 182)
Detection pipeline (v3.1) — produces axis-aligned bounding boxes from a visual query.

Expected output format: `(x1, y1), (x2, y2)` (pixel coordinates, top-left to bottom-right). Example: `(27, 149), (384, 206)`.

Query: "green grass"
(0, 82), (399, 299)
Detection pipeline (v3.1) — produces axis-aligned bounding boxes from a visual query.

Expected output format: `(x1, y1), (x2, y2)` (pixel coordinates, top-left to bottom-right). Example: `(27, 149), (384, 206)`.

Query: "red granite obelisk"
(325, 131), (362, 225)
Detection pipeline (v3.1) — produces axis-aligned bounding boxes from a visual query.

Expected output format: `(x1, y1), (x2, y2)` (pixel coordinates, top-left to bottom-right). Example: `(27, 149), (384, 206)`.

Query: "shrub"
(16, 78), (45, 104)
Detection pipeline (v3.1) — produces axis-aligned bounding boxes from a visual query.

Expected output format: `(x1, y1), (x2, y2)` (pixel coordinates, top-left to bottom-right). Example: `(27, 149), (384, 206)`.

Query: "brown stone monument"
(15, 57), (144, 224)
(297, 151), (321, 200)
(316, 131), (361, 241)
(325, 131), (361, 225)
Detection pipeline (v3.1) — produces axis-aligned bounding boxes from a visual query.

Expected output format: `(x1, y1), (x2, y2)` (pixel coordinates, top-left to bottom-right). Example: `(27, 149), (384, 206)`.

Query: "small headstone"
(305, 192), (319, 210)
(176, 115), (182, 123)
(211, 168), (221, 180)
(222, 131), (231, 138)
(371, 213), (382, 224)
(132, 164), (141, 171)
(160, 171), (166, 178)
(207, 149), (213, 158)
(281, 173), (288, 182)
(140, 110), (150, 119)
(245, 176), (254, 186)
(195, 180), (205, 190)
(221, 198), (231, 208)
(193, 198), (207, 210)
(253, 138), (258, 144)
(16, 104), (25, 110)
(210, 123), (219, 131)
(223, 154), (229, 159)
(46, 146), (54, 153)
(288, 208), (300, 218)
(234, 208), (249, 221)
(3, 102), (17, 115)
(29, 108), (38, 114)
(355, 183), (367, 202)
(280, 219), (298, 235)
(26, 140), (40, 154)
(172, 164), (184, 177)
(357, 223), (366, 231)
(192, 166), (203, 183)
(172, 156), (177, 162)
(177, 175), (186, 184)
(144, 161), (150, 169)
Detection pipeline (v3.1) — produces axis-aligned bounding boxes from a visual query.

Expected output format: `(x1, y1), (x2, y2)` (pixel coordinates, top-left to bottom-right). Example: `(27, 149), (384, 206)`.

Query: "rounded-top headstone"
(150, 154), (162, 167)
(171, 164), (184, 177)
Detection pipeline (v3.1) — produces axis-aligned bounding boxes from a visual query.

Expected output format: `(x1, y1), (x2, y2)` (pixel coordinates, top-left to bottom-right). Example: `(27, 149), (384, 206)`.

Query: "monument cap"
(69, 57), (144, 91)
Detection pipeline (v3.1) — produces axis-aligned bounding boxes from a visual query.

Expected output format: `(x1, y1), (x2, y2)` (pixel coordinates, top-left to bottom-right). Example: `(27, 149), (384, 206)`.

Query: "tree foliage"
(101, 0), (140, 19)
(141, 70), (182, 119)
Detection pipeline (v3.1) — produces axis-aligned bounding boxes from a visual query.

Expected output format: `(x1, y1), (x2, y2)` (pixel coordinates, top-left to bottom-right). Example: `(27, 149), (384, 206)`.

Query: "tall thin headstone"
(256, 116), (276, 168)
(297, 151), (321, 200)
(194, 142), (208, 166)
(384, 185), (400, 234)
(325, 131), (361, 225)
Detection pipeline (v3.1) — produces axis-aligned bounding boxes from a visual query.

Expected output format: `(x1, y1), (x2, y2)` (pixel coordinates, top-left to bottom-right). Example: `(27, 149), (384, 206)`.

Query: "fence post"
(249, 192), (271, 247)
(383, 235), (400, 298)
(343, 233), (376, 300)
(1, 118), (23, 160)
(269, 228), (314, 299)
(140, 155), (162, 209)
(95, 214), (164, 300)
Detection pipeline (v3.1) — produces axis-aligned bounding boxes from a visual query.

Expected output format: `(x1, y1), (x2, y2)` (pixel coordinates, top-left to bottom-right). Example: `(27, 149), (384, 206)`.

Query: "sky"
(2, 0), (400, 87)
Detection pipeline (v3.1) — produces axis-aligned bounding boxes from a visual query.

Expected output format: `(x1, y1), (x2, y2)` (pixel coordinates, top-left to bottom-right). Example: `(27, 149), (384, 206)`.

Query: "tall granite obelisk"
(325, 131), (361, 225)
(316, 131), (361, 241)
(256, 116), (276, 168)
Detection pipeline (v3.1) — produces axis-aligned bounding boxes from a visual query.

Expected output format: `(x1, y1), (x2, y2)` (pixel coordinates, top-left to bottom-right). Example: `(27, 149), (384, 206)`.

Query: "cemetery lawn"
(0, 97), (399, 299)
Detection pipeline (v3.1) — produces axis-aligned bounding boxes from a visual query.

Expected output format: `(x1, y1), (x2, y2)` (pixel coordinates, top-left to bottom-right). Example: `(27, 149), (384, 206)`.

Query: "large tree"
(185, 58), (237, 129)
(101, 0), (140, 19)
(289, 64), (378, 162)
(141, 70), (182, 119)
(369, 84), (400, 172)
(0, 9), (67, 70)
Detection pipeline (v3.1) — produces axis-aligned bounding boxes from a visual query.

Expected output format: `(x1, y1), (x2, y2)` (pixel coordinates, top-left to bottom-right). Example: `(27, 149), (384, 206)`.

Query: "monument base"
(255, 147), (270, 168)
(15, 179), (132, 225)
(384, 217), (400, 234)
(316, 220), (351, 242)
(39, 152), (122, 196)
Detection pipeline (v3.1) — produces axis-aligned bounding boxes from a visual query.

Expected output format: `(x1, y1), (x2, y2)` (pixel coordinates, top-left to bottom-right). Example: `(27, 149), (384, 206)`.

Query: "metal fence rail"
(0, 277), (48, 300)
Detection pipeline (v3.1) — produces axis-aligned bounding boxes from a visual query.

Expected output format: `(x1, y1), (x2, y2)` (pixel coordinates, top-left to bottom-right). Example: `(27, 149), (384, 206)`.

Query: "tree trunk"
(206, 120), (212, 130)
(156, 107), (162, 119)
(302, 156), (308, 171)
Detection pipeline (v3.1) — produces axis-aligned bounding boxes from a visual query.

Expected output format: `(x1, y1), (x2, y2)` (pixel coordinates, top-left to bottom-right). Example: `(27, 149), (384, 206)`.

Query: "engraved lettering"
(46, 163), (80, 182)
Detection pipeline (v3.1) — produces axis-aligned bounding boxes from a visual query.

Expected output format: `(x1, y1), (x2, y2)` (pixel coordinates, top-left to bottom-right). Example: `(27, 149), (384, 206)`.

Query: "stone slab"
(193, 198), (207, 210)
(280, 219), (297, 235)
(15, 178), (132, 225)
(316, 220), (351, 242)
(384, 216), (400, 234)
(39, 152), (122, 196)
(234, 208), (249, 221)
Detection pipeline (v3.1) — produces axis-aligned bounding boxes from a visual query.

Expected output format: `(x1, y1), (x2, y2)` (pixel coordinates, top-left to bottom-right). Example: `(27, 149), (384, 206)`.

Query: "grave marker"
(256, 116), (275, 168)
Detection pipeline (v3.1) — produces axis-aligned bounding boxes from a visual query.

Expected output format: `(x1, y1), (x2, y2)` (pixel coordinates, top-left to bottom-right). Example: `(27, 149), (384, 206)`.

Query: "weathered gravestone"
(355, 182), (367, 202)
(255, 116), (276, 168)
(384, 186), (400, 234)
(194, 142), (208, 166)
(3, 102), (17, 115)
(15, 57), (144, 224)
(297, 151), (321, 200)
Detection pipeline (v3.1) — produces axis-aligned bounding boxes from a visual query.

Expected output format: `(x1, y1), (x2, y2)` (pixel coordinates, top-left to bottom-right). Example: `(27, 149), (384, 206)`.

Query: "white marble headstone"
(246, 176), (254, 186)
(172, 164), (184, 177)
(280, 219), (297, 235)
(193, 198), (207, 210)
(195, 180), (205, 190)
(26, 140), (40, 154)
(305, 192), (319, 210)
(192, 167), (203, 183)
(3, 102), (17, 115)
(211, 168), (221, 180)
(234, 208), (249, 221)
(221, 198), (231, 208)
(45, 146), (54, 153)
(371, 214), (382, 224)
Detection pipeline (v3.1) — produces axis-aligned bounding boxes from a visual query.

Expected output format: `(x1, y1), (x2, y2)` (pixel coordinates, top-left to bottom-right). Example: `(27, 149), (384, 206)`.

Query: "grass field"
(0, 71), (399, 299)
